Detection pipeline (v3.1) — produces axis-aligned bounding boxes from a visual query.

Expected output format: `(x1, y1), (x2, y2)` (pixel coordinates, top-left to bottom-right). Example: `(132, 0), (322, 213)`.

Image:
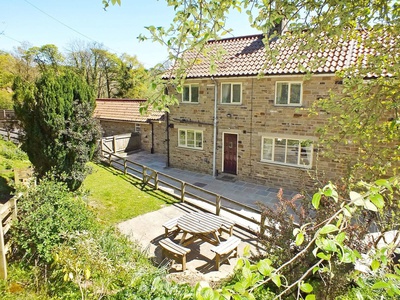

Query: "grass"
(82, 162), (179, 225)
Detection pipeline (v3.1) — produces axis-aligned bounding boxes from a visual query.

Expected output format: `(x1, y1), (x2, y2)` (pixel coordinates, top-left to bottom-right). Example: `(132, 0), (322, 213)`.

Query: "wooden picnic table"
(177, 211), (224, 246)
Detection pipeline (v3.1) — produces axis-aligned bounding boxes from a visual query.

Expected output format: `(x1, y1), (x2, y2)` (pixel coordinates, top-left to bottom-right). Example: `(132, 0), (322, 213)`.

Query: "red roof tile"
(166, 31), (382, 78)
(94, 99), (165, 123)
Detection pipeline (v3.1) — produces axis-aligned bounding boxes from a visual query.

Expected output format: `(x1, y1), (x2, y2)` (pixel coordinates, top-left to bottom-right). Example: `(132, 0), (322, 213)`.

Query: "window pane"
(183, 86), (190, 102)
(195, 132), (202, 148)
(300, 140), (312, 166)
(179, 130), (186, 146)
(232, 84), (241, 103)
(221, 84), (231, 103)
(274, 138), (286, 163)
(276, 83), (288, 104)
(286, 139), (299, 164)
(187, 131), (195, 147)
(290, 83), (301, 104)
(262, 138), (273, 160)
(191, 86), (199, 103)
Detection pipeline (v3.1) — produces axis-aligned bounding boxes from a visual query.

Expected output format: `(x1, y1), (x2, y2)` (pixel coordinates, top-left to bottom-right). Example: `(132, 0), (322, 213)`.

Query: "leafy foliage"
(13, 70), (100, 190)
(11, 178), (96, 264)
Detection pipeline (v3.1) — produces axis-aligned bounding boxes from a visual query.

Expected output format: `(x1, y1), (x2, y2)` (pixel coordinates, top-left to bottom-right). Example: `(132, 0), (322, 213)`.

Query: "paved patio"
(121, 150), (297, 210)
(118, 202), (263, 282)
(114, 150), (294, 281)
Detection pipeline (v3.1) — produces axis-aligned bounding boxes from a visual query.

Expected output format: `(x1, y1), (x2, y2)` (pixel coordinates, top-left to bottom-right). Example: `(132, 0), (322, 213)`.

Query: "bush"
(11, 177), (96, 264)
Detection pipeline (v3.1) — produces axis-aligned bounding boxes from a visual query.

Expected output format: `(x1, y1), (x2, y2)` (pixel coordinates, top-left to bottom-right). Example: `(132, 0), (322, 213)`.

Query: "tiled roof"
(168, 32), (374, 78)
(94, 99), (165, 123)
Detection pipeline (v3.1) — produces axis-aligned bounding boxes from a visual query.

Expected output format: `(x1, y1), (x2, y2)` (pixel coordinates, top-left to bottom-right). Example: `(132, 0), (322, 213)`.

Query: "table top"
(177, 212), (223, 234)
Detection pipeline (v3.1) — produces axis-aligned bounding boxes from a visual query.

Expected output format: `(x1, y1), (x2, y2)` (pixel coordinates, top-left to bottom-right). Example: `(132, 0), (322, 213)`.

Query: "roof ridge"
(96, 98), (147, 102)
(207, 34), (264, 44)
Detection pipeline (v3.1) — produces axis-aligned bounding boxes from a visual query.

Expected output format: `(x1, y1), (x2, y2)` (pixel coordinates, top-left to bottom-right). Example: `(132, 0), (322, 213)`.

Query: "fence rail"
(0, 195), (20, 280)
(102, 149), (266, 233)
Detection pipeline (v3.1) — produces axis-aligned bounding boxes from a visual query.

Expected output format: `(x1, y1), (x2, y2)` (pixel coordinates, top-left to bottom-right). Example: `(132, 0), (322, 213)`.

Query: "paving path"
(118, 202), (262, 283)
(122, 150), (297, 210)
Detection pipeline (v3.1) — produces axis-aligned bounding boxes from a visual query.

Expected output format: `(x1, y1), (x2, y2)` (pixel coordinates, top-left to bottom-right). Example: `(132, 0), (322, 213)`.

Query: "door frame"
(222, 132), (238, 175)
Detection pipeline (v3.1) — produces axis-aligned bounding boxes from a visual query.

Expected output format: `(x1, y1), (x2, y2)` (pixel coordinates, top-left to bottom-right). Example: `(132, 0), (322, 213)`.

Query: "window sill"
(259, 160), (312, 170)
(220, 102), (242, 105)
(176, 146), (204, 152)
(181, 102), (199, 104)
(274, 104), (303, 107)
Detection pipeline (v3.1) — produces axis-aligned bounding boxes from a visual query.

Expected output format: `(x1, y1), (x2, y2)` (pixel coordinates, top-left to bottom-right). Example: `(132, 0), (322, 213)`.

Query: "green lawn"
(82, 162), (178, 225)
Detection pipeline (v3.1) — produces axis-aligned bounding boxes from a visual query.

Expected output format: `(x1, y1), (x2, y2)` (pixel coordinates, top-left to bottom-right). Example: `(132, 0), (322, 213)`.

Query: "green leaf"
(371, 260), (380, 271)
(295, 232), (305, 246)
(305, 295), (316, 300)
(371, 281), (391, 289)
(300, 282), (314, 293)
(369, 193), (384, 209)
(350, 191), (364, 206)
(320, 224), (338, 234)
(257, 260), (273, 276)
(312, 266), (320, 274)
(363, 199), (378, 212)
(271, 274), (281, 287)
(317, 252), (331, 260)
(312, 192), (321, 209)
(335, 232), (346, 243)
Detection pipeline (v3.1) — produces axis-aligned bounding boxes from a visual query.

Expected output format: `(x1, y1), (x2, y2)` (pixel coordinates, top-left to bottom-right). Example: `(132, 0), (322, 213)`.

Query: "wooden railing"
(0, 195), (20, 280)
(102, 149), (267, 234)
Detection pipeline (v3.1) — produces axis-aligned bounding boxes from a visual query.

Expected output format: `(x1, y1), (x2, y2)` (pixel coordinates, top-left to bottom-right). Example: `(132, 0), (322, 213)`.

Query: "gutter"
(211, 77), (218, 178)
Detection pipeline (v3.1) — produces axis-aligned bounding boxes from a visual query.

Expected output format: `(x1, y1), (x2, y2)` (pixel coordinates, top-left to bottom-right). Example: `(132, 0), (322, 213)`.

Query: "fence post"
(124, 160), (127, 175)
(142, 166), (147, 183)
(112, 136), (116, 153)
(260, 212), (267, 237)
(0, 214), (7, 280)
(216, 195), (221, 215)
(154, 172), (159, 190)
(181, 182), (186, 202)
(108, 153), (112, 166)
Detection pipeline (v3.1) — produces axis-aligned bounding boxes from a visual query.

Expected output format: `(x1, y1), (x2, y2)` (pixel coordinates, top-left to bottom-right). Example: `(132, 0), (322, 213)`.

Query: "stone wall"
(167, 75), (349, 191)
(98, 120), (167, 154)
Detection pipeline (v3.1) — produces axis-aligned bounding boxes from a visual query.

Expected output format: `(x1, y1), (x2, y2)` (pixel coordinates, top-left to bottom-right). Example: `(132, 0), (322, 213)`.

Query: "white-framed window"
(221, 83), (241, 104)
(178, 129), (203, 149)
(135, 123), (141, 133)
(275, 82), (302, 105)
(182, 84), (199, 103)
(261, 137), (313, 168)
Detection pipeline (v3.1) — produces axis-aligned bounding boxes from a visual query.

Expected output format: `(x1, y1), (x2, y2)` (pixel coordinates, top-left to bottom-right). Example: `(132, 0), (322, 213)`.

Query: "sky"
(0, 0), (259, 68)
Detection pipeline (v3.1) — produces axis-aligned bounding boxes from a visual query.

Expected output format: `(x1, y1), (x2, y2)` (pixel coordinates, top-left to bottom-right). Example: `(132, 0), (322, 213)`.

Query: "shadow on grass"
(93, 161), (179, 205)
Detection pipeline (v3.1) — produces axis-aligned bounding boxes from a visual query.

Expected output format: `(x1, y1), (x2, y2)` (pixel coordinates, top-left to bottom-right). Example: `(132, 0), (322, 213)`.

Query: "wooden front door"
(223, 133), (237, 174)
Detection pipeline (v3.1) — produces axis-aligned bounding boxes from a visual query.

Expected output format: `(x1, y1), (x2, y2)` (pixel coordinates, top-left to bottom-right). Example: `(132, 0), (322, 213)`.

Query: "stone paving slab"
(121, 150), (297, 210)
(118, 203), (261, 283)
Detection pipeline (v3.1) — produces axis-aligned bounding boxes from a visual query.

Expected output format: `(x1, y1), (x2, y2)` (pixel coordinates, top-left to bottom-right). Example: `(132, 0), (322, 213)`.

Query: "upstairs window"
(275, 82), (302, 105)
(182, 84), (199, 103)
(178, 129), (203, 149)
(261, 137), (313, 168)
(221, 83), (241, 104)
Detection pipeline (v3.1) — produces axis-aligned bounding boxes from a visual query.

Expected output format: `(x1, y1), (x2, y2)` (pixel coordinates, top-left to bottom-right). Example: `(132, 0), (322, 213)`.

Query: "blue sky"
(0, 0), (258, 68)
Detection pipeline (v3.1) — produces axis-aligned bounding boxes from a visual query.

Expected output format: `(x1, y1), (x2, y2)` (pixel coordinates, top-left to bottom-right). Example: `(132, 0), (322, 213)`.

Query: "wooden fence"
(101, 148), (267, 234)
(0, 195), (20, 280)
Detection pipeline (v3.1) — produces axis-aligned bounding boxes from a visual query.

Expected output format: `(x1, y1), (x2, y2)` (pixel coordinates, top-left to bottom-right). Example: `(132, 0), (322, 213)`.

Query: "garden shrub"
(11, 177), (96, 264)
(49, 228), (193, 299)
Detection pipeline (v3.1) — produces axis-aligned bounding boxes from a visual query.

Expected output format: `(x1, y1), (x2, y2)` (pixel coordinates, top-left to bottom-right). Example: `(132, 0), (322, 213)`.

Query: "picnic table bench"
(162, 217), (180, 237)
(211, 236), (241, 270)
(159, 238), (191, 271)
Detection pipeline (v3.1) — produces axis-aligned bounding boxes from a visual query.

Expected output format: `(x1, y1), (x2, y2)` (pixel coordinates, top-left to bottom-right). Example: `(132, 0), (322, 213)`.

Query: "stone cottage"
(164, 33), (370, 190)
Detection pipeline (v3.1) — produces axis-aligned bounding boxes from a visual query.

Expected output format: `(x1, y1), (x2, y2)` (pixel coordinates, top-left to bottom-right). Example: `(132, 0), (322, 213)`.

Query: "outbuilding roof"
(94, 99), (165, 123)
(164, 31), (377, 79)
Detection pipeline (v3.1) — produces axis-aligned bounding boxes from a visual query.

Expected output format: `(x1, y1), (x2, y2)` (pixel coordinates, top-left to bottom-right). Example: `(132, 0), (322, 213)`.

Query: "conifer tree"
(13, 70), (100, 191)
